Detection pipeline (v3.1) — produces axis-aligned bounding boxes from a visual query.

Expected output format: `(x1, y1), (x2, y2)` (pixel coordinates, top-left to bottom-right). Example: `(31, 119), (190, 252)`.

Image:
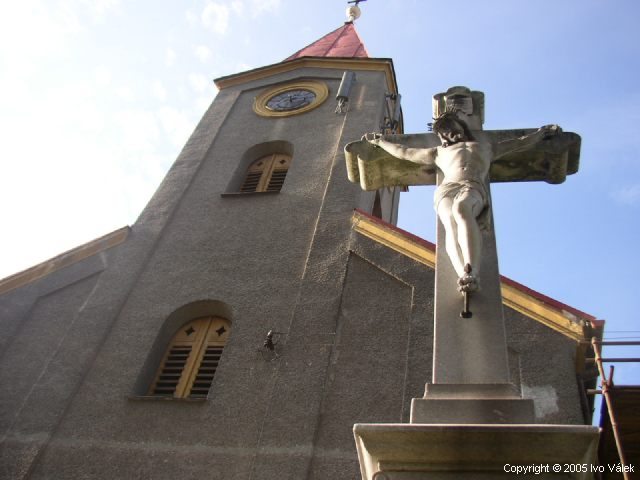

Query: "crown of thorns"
(431, 111), (465, 132)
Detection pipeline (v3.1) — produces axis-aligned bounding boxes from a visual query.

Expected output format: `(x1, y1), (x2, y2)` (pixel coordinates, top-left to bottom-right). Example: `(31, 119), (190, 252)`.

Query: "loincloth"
(434, 180), (491, 230)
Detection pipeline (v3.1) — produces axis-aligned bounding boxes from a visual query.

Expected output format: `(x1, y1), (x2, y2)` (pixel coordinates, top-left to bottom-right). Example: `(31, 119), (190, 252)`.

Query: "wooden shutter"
(240, 153), (291, 192)
(265, 154), (291, 192)
(149, 317), (230, 398)
(186, 317), (229, 398)
(239, 164), (264, 192)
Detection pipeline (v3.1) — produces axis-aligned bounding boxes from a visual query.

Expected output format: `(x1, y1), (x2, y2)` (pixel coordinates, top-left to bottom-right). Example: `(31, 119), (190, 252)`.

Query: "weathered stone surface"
(410, 397), (534, 424)
(345, 130), (580, 191)
(354, 423), (599, 480)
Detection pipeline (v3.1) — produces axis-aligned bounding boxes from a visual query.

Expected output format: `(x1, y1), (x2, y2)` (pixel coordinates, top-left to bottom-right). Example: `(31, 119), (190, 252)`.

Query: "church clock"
(254, 80), (328, 117)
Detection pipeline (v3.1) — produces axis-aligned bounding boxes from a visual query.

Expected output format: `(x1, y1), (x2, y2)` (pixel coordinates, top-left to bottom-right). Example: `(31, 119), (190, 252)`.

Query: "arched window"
(149, 316), (230, 399)
(240, 153), (291, 193)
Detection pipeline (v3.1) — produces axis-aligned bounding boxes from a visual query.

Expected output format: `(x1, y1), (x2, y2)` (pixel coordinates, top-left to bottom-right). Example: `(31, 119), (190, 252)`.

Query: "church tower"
(0, 17), (600, 480)
(1, 21), (405, 479)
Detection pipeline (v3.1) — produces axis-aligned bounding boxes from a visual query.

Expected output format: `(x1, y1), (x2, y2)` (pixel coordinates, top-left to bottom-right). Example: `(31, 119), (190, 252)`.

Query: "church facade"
(0, 24), (600, 479)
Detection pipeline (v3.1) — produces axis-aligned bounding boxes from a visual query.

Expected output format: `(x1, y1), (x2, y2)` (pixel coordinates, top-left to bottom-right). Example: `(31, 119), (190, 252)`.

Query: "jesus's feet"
(458, 264), (479, 293)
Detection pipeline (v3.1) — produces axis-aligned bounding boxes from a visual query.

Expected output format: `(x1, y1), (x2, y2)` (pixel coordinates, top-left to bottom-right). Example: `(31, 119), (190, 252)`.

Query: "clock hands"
(267, 90), (315, 111)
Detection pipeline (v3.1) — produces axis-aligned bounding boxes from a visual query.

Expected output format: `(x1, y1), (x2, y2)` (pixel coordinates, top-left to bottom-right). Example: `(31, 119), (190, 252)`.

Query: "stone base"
(354, 423), (600, 480)
(423, 383), (521, 398)
(411, 398), (535, 424)
(411, 383), (535, 424)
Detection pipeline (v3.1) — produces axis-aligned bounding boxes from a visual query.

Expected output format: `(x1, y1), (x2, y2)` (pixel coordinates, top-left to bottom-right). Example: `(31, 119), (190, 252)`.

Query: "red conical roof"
(285, 22), (369, 61)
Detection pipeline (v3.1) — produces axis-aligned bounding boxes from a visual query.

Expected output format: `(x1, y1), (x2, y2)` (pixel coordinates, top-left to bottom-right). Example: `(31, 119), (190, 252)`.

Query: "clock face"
(266, 89), (316, 111)
(254, 81), (328, 117)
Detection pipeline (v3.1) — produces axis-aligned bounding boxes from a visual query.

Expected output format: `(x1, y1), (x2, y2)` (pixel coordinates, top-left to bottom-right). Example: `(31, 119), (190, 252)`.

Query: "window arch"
(240, 153), (291, 193)
(149, 316), (230, 398)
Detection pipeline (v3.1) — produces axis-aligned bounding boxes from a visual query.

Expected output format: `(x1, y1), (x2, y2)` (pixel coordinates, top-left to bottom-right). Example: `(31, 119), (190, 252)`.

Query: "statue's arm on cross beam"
(493, 124), (561, 160)
(344, 133), (440, 191)
(363, 132), (438, 166)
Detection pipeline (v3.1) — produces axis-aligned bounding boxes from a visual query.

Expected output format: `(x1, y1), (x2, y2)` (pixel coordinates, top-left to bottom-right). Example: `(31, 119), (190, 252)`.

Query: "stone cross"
(345, 86), (580, 422)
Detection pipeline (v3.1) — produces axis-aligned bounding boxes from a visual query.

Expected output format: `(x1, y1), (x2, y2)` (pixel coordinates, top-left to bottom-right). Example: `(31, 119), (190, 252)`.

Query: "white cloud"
(194, 45), (212, 63)
(231, 1), (244, 15)
(157, 106), (193, 148)
(166, 48), (177, 67)
(56, 2), (84, 33)
(0, 82), (163, 277)
(611, 184), (640, 206)
(195, 95), (214, 113)
(79, 0), (122, 18)
(94, 66), (112, 88)
(250, 0), (281, 16)
(194, 0), (279, 36)
(0, 1), (82, 71)
(202, 1), (230, 34)
(188, 73), (210, 93)
(116, 86), (135, 101)
(113, 108), (160, 152)
(185, 9), (198, 26)
(151, 80), (167, 102)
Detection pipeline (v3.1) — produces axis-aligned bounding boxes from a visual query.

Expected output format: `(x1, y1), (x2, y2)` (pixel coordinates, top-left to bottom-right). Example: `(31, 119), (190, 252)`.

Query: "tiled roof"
(285, 22), (369, 60)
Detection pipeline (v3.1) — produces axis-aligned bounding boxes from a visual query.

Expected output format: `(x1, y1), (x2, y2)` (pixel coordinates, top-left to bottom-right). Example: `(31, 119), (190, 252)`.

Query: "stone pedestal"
(411, 383), (535, 424)
(354, 424), (600, 480)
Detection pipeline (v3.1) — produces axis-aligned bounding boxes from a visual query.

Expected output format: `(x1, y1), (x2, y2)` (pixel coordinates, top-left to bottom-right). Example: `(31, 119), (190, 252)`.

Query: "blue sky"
(1, 0), (639, 386)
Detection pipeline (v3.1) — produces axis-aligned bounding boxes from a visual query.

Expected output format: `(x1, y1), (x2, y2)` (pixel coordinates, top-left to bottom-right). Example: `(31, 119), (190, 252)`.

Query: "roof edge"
(351, 209), (598, 342)
(214, 56), (398, 94)
(0, 226), (130, 295)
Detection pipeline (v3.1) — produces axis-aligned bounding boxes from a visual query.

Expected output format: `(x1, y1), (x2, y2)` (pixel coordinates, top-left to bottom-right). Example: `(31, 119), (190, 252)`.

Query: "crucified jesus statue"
(363, 112), (561, 293)
(346, 85), (580, 384)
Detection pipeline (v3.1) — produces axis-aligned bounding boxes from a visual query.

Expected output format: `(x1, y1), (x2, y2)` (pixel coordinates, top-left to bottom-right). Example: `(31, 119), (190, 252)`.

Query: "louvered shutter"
(240, 161), (265, 192)
(186, 317), (229, 398)
(240, 153), (291, 192)
(266, 154), (291, 192)
(149, 317), (230, 398)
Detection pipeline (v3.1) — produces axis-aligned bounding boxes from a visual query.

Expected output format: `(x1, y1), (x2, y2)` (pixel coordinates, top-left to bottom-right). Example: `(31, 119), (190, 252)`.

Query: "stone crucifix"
(345, 86), (580, 402)
(364, 111), (561, 297)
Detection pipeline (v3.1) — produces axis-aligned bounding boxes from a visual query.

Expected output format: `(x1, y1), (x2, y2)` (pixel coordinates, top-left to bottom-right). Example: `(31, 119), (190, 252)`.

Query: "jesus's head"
(432, 112), (473, 147)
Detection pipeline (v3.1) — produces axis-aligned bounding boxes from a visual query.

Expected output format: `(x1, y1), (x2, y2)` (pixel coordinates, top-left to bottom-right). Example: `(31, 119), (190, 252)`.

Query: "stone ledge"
(423, 383), (521, 399)
(410, 397), (534, 424)
(354, 423), (600, 480)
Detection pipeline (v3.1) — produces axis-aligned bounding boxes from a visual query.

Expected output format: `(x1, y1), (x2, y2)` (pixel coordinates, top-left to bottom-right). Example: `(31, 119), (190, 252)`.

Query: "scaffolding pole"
(590, 337), (638, 480)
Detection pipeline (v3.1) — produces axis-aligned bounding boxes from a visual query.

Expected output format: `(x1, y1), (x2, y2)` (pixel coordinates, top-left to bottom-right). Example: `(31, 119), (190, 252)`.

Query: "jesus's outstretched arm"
(363, 132), (439, 166)
(493, 124), (561, 159)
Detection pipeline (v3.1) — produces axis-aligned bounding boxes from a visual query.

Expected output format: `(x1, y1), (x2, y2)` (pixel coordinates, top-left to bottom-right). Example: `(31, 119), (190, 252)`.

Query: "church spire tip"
(346, 0), (366, 23)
